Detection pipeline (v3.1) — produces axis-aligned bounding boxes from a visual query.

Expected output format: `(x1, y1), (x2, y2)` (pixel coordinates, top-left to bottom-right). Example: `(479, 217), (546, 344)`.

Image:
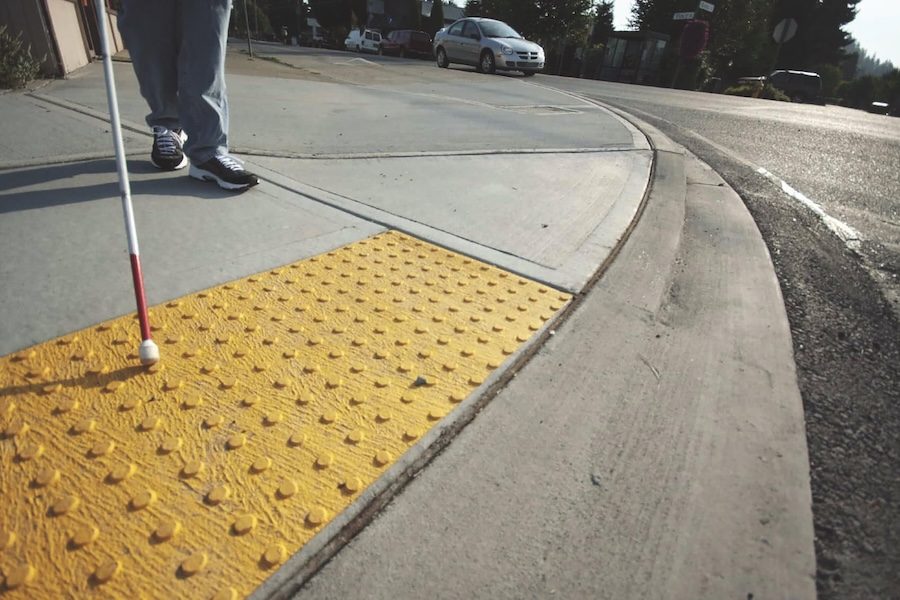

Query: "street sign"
(673, 11), (695, 20)
(773, 18), (798, 44)
(699, 1), (715, 12)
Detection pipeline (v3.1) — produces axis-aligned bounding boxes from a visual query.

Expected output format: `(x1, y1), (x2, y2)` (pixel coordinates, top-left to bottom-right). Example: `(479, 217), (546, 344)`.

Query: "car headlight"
(500, 45), (514, 55)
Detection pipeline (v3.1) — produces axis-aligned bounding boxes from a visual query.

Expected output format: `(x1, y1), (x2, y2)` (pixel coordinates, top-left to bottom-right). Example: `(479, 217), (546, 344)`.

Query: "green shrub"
(582, 46), (605, 79)
(723, 83), (755, 96)
(229, 0), (273, 38)
(815, 63), (842, 97)
(0, 25), (43, 89)
(762, 84), (790, 101)
(724, 82), (790, 102)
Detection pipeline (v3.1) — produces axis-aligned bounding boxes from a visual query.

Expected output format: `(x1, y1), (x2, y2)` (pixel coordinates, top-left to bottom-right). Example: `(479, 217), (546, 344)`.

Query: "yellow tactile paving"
(0, 231), (570, 598)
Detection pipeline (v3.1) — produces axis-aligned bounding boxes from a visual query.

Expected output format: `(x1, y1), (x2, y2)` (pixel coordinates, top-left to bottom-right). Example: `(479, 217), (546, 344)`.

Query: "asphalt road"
(535, 75), (900, 600)
(236, 43), (900, 598)
(541, 77), (900, 308)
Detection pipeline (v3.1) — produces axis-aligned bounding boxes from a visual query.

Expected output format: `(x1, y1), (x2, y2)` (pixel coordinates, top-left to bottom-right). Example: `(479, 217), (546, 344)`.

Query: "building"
(0, 0), (124, 78)
(365, 0), (463, 32)
(420, 1), (464, 25)
(599, 31), (669, 85)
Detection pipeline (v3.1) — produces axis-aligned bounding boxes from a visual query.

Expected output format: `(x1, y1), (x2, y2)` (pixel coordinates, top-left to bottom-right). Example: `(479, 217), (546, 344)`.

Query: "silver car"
(433, 18), (544, 76)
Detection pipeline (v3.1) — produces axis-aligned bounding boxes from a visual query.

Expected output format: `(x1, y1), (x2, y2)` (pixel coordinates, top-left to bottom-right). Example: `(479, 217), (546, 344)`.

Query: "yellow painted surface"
(0, 231), (570, 598)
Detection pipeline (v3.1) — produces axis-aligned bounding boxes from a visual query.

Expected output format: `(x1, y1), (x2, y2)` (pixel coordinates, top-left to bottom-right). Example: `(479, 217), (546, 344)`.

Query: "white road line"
(333, 57), (382, 66)
(756, 167), (861, 248)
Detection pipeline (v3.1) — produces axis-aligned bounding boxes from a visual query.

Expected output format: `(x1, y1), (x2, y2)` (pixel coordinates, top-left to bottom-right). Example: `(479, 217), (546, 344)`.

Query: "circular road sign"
(773, 18), (798, 44)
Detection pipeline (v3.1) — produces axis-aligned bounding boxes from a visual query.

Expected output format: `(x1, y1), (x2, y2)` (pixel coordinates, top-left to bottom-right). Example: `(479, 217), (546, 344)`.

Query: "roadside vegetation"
(723, 82), (790, 102)
(0, 25), (43, 89)
(836, 69), (900, 112)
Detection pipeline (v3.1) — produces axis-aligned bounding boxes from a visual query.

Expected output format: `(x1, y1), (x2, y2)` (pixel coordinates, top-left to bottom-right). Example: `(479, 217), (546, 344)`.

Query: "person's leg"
(118, 0), (187, 170)
(117, 0), (179, 131)
(176, 0), (231, 164)
(179, 0), (258, 190)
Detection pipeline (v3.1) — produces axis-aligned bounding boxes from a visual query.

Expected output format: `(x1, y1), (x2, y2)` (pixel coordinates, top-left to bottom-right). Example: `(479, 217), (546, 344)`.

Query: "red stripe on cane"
(129, 253), (152, 341)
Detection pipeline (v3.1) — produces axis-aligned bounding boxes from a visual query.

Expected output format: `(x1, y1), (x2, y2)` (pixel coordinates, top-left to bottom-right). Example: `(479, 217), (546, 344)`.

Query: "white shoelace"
(152, 127), (183, 157)
(216, 154), (245, 172)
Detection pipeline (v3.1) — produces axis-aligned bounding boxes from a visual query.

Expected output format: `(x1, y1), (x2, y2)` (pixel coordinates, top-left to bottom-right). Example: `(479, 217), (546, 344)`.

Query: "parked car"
(433, 18), (545, 76)
(868, 101), (890, 115)
(739, 70), (822, 103)
(299, 17), (329, 47)
(344, 29), (383, 53)
(379, 35), (402, 55)
(383, 30), (432, 58)
(767, 70), (822, 103)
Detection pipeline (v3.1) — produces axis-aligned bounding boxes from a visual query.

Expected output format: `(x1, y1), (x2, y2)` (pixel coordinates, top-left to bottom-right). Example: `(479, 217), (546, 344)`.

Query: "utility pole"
(243, 0), (254, 57)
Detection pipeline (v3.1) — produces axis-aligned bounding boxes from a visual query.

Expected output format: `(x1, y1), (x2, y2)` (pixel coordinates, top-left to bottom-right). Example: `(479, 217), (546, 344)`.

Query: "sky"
(611, 0), (900, 67)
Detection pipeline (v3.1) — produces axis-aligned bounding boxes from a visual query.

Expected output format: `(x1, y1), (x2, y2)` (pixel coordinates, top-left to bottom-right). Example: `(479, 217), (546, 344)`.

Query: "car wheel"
(522, 71), (535, 77)
(436, 47), (449, 68)
(378, 46), (383, 55)
(791, 92), (806, 103)
(356, 45), (361, 53)
(480, 50), (496, 75)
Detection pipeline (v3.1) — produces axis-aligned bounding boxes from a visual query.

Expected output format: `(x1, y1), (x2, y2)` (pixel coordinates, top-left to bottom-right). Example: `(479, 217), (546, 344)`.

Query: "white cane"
(94, 0), (160, 366)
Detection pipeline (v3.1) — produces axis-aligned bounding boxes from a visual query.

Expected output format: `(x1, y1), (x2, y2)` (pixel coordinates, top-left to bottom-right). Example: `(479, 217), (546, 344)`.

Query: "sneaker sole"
(151, 154), (188, 171)
(189, 165), (258, 191)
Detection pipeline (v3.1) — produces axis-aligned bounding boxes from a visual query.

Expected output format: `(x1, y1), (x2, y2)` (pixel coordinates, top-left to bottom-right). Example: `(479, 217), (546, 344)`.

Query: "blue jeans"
(118, 0), (231, 163)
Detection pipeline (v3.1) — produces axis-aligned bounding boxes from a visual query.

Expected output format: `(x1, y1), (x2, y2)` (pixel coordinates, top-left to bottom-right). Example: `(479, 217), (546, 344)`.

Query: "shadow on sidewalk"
(0, 159), (239, 213)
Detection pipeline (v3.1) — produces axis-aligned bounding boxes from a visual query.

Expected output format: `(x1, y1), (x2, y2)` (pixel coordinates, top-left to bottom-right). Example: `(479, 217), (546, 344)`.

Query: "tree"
(231, 0), (275, 37)
(629, 0), (679, 35)
(407, 0), (422, 29)
(881, 69), (900, 114)
(349, 0), (367, 27)
(590, 0), (614, 46)
(479, 0), (591, 45)
(836, 74), (875, 108)
(704, 0), (775, 80)
(426, 0), (444, 36)
(265, 0), (293, 30)
(773, 0), (861, 69)
(848, 40), (896, 77)
(837, 68), (900, 111)
(262, 0), (310, 39)
(309, 0), (352, 32)
(815, 63), (842, 96)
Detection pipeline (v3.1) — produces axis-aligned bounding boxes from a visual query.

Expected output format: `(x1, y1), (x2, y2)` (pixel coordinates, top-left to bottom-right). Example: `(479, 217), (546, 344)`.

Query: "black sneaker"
(150, 126), (188, 170)
(189, 154), (259, 191)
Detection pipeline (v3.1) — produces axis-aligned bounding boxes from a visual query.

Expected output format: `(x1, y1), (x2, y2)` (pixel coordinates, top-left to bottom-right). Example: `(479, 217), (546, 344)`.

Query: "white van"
(307, 18), (325, 46)
(344, 28), (382, 53)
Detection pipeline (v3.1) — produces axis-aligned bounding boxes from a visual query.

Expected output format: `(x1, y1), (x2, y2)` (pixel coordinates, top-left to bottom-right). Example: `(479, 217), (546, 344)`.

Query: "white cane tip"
(139, 340), (160, 366)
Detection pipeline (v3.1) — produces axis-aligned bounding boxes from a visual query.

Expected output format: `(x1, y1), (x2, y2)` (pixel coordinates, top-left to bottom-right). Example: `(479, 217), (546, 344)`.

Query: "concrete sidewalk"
(0, 47), (814, 599)
(1, 55), (650, 353)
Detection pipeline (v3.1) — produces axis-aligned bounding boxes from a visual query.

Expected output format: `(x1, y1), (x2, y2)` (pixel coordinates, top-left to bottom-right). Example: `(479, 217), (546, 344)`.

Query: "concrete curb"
(292, 94), (816, 600)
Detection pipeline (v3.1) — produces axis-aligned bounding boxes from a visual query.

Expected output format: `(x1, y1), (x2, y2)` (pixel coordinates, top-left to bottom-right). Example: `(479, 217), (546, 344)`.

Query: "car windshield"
(477, 20), (521, 39)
